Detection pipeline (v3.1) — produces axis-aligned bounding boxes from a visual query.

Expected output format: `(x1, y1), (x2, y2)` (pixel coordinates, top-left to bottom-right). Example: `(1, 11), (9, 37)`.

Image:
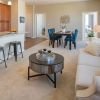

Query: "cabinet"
(0, 3), (11, 32)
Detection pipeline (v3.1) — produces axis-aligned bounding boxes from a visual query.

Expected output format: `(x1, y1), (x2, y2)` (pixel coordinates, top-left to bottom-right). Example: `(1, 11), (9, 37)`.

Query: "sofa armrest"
(76, 70), (100, 98)
(76, 83), (96, 98)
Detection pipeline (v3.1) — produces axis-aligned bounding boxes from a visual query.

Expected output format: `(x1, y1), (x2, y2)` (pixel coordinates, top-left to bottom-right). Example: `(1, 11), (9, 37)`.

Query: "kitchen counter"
(0, 33), (25, 60)
(0, 32), (14, 36)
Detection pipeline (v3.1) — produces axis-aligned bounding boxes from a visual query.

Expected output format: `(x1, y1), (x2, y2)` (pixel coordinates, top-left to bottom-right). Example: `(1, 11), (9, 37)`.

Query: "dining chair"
(48, 28), (62, 47)
(64, 29), (78, 49)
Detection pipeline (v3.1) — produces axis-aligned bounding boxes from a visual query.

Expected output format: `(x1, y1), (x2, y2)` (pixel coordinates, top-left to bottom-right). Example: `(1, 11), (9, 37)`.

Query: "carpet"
(0, 40), (86, 100)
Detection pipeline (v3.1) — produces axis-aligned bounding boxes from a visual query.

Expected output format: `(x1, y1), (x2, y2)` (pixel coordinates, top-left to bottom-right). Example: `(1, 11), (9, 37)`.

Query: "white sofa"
(76, 50), (100, 87)
(75, 49), (100, 99)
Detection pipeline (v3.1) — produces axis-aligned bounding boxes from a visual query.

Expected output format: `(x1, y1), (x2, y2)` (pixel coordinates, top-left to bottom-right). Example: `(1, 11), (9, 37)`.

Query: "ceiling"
(26, 0), (90, 5)
(1, 0), (91, 5)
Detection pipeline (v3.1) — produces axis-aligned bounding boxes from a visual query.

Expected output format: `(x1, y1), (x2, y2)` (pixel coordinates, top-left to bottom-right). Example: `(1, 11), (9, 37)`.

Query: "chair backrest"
(72, 29), (78, 42)
(48, 28), (55, 39)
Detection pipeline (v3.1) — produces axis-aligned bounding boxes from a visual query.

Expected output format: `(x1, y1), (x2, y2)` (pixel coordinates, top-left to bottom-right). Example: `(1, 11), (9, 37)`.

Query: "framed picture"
(20, 16), (25, 23)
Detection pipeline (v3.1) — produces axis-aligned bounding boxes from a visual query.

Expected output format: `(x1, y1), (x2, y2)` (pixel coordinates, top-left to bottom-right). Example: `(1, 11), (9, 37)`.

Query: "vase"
(62, 28), (66, 33)
(88, 37), (93, 41)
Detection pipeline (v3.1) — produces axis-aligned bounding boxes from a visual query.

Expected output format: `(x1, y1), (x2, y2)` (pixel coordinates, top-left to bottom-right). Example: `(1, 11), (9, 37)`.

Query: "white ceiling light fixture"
(8, 0), (12, 5)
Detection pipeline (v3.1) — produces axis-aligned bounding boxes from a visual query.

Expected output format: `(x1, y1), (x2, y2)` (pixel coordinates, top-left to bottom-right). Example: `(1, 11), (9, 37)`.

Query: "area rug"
(0, 40), (85, 100)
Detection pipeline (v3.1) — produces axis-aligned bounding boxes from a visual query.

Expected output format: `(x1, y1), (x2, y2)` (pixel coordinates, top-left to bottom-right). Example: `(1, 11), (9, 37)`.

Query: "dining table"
(52, 31), (72, 50)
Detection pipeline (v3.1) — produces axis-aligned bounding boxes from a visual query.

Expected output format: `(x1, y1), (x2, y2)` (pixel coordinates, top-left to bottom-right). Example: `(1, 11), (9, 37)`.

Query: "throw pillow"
(84, 42), (100, 56)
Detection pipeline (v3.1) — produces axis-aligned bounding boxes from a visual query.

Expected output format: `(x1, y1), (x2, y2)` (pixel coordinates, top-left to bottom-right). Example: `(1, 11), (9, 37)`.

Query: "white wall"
(36, 14), (46, 37)
(32, 5), (36, 38)
(26, 4), (33, 37)
(11, 0), (18, 31)
(35, 0), (100, 40)
(11, 0), (25, 34)
(18, 0), (25, 34)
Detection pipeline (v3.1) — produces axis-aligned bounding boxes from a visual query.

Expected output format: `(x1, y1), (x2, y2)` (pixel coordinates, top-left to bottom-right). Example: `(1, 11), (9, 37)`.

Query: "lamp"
(94, 25), (100, 38)
(8, 0), (12, 5)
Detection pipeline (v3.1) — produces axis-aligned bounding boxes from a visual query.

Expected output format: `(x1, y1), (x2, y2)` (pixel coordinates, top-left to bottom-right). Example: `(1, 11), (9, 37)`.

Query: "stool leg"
(2, 48), (7, 68)
(54, 72), (56, 88)
(7, 44), (11, 60)
(14, 44), (17, 61)
(19, 43), (23, 58)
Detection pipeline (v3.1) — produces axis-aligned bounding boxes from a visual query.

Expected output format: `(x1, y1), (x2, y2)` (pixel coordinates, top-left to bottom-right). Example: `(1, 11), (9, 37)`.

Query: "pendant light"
(8, 0), (12, 5)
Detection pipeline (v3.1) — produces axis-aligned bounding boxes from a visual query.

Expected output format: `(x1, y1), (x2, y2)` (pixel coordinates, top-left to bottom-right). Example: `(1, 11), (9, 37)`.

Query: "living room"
(0, 0), (100, 100)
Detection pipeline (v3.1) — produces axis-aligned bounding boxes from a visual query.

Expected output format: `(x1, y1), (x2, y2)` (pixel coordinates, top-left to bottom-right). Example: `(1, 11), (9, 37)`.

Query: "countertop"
(0, 32), (16, 36)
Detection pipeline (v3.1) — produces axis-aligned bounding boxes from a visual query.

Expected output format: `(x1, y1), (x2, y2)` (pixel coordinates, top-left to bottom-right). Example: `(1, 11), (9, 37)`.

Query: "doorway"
(82, 12), (98, 40)
(35, 14), (46, 38)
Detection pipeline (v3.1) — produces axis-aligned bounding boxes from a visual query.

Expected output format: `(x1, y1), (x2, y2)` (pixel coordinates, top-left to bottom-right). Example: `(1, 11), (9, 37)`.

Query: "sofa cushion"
(76, 65), (100, 87)
(78, 51), (100, 67)
(84, 42), (100, 57)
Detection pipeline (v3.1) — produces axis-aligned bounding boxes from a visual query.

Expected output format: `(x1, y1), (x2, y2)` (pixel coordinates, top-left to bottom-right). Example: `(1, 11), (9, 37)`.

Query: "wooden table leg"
(69, 36), (71, 50)
(52, 40), (55, 48)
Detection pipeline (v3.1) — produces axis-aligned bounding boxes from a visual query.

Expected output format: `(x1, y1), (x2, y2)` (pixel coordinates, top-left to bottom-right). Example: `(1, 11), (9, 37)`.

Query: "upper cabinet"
(0, 3), (11, 32)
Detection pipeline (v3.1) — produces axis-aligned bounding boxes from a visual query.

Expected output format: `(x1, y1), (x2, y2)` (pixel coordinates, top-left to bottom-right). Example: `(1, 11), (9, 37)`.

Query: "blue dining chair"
(64, 29), (78, 49)
(48, 28), (61, 47)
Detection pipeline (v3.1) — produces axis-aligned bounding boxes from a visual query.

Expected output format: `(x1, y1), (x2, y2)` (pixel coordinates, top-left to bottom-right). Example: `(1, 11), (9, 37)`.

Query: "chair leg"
(7, 44), (11, 60)
(64, 41), (67, 48)
(2, 48), (7, 68)
(57, 40), (59, 47)
(52, 40), (55, 48)
(61, 38), (63, 44)
(73, 42), (76, 49)
(49, 40), (52, 46)
(59, 39), (61, 45)
(49, 40), (51, 46)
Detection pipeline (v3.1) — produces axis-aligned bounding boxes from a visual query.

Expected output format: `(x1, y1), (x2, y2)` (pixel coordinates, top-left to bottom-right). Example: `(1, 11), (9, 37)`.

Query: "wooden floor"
(24, 37), (47, 49)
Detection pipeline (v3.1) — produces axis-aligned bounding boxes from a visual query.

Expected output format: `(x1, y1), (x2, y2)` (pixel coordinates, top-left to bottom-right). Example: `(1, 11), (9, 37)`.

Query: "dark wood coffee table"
(28, 53), (64, 88)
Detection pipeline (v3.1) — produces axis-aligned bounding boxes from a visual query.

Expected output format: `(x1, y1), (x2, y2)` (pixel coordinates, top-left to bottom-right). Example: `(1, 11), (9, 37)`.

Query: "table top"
(54, 31), (72, 35)
(29, 53), (64, 66)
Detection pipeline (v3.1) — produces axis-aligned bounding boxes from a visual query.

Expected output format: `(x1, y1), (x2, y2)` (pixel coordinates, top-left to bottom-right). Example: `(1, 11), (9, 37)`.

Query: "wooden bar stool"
(0, 47), (7, 68)
(7, 41), (23, 61)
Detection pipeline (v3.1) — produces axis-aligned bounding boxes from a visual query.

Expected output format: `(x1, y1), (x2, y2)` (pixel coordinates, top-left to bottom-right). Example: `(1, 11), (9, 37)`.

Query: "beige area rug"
(0, 40), (85, 100)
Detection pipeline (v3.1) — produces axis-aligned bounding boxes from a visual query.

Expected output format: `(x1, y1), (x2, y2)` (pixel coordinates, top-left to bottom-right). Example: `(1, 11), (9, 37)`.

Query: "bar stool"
(7, 41), (23, 61)
(0, 47), (7, 68)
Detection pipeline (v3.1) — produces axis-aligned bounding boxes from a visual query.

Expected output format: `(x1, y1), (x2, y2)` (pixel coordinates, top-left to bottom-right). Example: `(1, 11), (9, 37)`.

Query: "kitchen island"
(0, 33), (25, 60)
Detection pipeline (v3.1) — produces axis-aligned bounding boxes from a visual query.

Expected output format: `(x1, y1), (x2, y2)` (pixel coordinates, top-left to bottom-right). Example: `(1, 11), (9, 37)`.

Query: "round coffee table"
(28, 53), (64, 88)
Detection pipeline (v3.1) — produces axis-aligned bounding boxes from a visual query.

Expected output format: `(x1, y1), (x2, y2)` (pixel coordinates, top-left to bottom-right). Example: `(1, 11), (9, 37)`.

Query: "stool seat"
(0, 47), (3, 50)
(7, 41), (23, 61)
(0, 46), (7, 68)
(10, 41), (21, 44)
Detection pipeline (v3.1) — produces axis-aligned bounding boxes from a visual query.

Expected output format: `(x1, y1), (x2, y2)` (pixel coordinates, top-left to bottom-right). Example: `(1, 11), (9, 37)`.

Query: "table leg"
(69, 36), (71, 50)
(28, 67), (30, 80)
(46, 73), (56, 88)
(61, 71), (62, 74)
(28, 67), (45, 80)
(28, 67), (58, 88)
(52, 40), (55, 48)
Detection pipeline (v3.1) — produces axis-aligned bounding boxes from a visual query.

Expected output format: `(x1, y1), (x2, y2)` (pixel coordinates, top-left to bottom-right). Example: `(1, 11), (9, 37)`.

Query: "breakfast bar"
(0, 33), (25, 60)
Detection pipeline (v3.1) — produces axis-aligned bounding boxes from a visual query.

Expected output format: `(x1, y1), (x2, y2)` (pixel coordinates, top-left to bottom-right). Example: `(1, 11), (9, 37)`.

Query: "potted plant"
(87, 30), (94, 41)
(42, 28), (45, 35)
(61, 25), (66, 32)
